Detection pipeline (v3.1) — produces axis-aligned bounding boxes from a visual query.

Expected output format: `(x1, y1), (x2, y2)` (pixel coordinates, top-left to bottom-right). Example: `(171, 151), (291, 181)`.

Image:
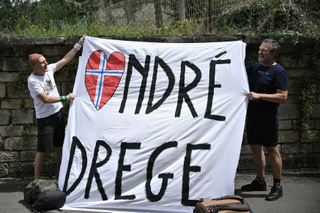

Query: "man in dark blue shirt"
(241, 39), (289, 201)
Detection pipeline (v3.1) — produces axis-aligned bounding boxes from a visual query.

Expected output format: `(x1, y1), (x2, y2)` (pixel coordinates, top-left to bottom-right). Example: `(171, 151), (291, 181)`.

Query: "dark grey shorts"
(37, 109), (65, 152)
(246, 119), (279, 147)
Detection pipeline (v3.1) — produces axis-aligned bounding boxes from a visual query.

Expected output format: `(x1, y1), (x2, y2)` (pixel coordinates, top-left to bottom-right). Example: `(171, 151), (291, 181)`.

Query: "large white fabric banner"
(59, 36), (249, 213)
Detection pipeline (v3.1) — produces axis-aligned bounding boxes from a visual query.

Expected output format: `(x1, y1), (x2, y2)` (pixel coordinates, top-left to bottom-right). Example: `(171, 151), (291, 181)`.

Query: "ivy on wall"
(11, 59), (32, 91)
(295, 42), (319, 142)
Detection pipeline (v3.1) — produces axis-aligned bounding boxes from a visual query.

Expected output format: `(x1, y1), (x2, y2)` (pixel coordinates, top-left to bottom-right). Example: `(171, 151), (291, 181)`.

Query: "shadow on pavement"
(235, 189), (267, 199)
(0, 180), (29, 192)
(18, 199), (33, 211)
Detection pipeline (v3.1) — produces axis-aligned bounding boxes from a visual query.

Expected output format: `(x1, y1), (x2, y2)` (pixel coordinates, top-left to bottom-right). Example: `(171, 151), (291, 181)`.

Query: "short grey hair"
(262, 39), (280, 58)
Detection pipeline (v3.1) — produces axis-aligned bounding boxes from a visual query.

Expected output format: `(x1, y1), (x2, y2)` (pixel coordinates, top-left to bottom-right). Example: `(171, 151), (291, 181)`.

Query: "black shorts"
(246, 119), (278, 147)
(37, 109), (65, 152)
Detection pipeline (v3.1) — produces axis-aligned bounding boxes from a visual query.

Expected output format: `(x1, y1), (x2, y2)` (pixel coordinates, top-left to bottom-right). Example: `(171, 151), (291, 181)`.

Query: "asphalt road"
(1, 173), (319, 213)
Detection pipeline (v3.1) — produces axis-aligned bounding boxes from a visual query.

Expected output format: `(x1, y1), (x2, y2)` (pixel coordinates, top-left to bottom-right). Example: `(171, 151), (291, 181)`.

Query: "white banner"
(59, 36), (249, 213)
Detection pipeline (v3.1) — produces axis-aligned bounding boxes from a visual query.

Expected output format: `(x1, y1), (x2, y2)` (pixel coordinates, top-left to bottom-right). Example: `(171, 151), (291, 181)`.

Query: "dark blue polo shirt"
(246, 62), (289, 125)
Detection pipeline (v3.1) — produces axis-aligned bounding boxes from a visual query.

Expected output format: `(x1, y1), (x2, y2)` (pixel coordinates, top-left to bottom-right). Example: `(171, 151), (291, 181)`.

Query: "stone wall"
(0, 36), (319, 180)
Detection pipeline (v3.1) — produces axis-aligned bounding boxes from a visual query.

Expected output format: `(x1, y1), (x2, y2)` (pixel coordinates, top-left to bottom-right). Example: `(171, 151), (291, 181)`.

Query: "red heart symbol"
(85, 51), (125, 110)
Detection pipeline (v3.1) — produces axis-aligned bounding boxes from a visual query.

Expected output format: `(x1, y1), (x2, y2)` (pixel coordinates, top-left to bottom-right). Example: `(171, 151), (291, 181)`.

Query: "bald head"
(29, 53), (44, 69)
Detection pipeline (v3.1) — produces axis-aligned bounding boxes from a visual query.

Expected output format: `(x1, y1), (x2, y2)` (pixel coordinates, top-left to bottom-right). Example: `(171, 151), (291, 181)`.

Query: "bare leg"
(34, 152), (46, 180)
(250, 144), (265, 177)
(55, 147), (62, 177)
(265, 145), (282, 180)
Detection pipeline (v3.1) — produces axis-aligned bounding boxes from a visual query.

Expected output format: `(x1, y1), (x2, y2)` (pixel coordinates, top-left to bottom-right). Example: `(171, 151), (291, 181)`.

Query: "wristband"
(60, 96), (67, 102)
(74, 43), (82, 51)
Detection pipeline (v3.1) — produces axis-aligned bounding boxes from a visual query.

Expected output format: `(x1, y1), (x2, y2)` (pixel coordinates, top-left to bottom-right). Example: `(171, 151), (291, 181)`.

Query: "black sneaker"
(266, 186), (283, 201)
(241, 179), (267, 191)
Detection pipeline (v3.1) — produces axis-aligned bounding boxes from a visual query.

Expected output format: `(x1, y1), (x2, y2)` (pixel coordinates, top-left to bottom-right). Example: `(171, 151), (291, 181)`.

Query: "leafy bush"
(1, 0), (318, 38)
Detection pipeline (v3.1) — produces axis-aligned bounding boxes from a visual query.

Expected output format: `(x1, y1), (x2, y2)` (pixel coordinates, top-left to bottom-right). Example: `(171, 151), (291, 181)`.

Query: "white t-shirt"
(28, 64), (63, 119)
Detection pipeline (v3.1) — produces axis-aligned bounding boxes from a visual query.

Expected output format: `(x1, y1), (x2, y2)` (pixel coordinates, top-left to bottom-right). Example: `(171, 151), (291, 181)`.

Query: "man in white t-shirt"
(28, 36), (85, 180)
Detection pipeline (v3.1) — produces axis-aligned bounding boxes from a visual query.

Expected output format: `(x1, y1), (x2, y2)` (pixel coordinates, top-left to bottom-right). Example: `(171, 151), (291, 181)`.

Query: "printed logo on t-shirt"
(44, 79), (54, 94)
(258, 70), (268, 75)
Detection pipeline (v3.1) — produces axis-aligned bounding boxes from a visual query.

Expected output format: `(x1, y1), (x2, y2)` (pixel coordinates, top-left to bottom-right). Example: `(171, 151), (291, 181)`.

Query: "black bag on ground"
(33, 189), (66, 211)
(194, 195), (253, 213)
(23, 179), (66, 212)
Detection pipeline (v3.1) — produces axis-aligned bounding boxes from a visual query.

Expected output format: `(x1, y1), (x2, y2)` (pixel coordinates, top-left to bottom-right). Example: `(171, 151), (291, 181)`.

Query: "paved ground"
(234, 173), (320, 213)
(1, 173), (319, 213)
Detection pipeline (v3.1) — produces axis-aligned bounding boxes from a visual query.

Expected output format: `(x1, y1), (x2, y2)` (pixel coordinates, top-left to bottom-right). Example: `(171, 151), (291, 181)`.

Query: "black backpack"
(23, 179), (66, 212)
